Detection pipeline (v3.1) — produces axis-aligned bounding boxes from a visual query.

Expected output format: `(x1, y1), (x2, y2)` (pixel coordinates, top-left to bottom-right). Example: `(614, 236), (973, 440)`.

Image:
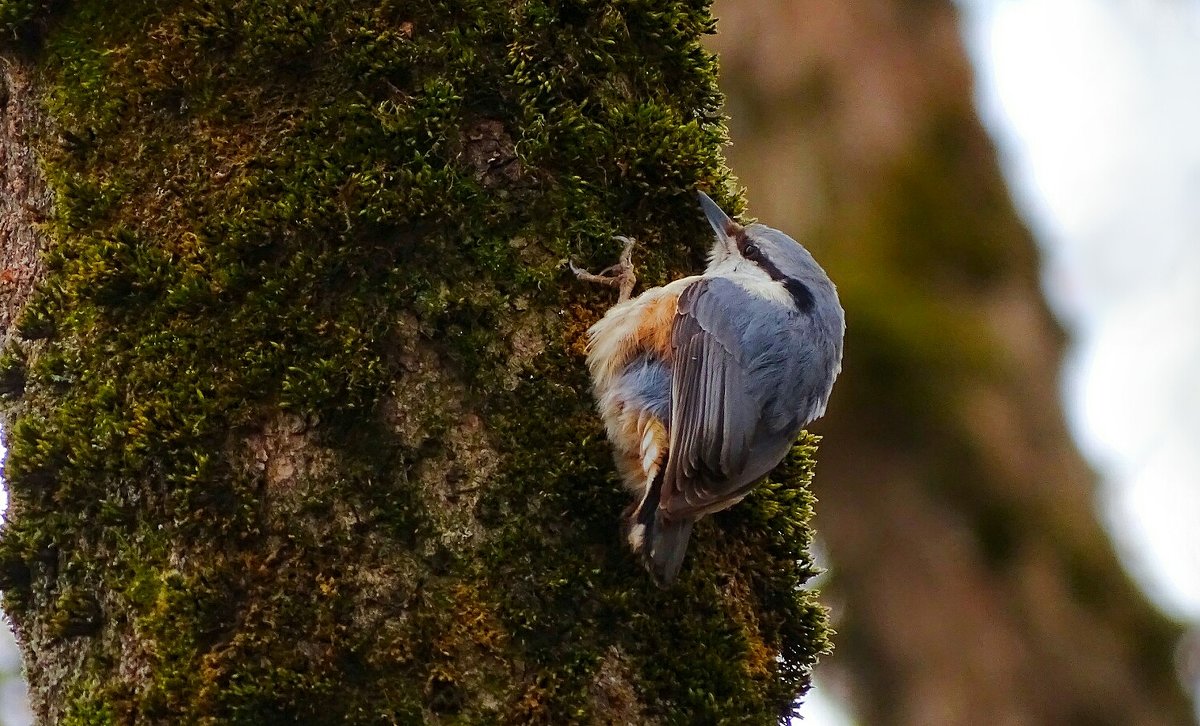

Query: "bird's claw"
(571, 235), (638, 302)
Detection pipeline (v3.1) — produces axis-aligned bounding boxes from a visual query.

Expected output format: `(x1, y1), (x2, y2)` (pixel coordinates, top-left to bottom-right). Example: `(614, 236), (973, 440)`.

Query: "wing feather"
(662, 279), (762, 517)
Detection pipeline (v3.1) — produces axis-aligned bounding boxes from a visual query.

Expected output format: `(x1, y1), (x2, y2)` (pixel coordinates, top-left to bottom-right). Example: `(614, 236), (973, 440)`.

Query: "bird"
(571, 191), (845, 585)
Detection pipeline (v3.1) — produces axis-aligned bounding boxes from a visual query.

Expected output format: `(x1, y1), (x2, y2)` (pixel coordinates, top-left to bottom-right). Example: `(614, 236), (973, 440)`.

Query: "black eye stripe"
(751, 251), (816, 313)
(781, 278), (815, 313)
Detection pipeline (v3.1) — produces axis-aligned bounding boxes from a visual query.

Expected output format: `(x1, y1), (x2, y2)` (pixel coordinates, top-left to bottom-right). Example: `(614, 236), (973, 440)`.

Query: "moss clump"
(0, 0), (48, 38)
(1, 0), (829, 722)
(0, 344), (26, 397)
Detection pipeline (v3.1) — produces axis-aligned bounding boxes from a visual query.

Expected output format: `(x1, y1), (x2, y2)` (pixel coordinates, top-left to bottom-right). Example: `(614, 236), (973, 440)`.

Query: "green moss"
(46, 583), (101, 638)
(0, 0), (828, 722)
(60, 686), (121, 726)
(0, 0), (48, 38)
(0, 344), (26, 397)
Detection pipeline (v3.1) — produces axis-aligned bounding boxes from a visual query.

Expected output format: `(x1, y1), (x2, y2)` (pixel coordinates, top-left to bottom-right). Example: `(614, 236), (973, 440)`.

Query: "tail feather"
(626, 470), (695, 586)
(643, 515), (694, 586)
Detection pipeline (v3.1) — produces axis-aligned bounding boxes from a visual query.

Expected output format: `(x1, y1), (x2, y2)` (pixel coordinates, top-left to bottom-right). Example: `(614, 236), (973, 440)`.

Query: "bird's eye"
(743, 243), (760, 260)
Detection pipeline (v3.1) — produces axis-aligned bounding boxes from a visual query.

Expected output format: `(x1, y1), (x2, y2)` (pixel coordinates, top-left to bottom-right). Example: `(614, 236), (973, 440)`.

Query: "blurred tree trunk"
(0, 2), (830, 723)
(709, 1), (1194, 724)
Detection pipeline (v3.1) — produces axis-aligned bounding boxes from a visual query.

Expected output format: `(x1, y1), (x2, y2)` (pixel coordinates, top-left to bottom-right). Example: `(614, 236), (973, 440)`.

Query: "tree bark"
(0, 55), (49, 346)
(710, 1), (1195, 724)
(0, 2), (827, 723)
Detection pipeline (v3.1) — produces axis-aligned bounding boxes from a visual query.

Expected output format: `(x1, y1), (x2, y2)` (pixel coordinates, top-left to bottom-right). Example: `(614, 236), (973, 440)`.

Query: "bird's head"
(696, 191), (838, 314)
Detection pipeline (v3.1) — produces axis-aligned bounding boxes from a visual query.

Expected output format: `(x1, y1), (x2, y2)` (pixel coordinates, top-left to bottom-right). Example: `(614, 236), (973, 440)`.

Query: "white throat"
(704, 256), (792, 305)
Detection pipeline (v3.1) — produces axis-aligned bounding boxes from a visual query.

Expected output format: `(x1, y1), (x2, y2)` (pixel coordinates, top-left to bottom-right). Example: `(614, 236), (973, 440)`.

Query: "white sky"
(960, 0), (1200, 623)
(4, 2), (1200, 724)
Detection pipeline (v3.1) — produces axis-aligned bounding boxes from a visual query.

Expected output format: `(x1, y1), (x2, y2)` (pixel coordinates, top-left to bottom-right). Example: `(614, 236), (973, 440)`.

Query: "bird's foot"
(570, 236), (638, 302)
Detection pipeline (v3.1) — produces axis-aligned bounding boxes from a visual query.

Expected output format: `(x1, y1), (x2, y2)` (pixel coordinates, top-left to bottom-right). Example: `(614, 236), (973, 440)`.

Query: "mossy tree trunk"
(0, 2), (830, 723)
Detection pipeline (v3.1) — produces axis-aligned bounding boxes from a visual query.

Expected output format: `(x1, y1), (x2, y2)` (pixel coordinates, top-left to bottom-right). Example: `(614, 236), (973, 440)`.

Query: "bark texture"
(0, 2), (828, 723)
(709, 1), (1195, 724)
(0, 57), (49, 345)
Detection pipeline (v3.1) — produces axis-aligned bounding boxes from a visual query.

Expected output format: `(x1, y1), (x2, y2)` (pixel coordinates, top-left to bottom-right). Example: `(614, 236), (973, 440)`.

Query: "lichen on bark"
(0, 0), (829, 723)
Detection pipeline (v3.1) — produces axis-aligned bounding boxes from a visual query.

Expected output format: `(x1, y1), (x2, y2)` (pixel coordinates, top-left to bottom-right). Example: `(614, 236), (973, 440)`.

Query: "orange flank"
(610, 409), (669, 493)
(584, 279), (693, 385)
(585, 280), (694, 494)
(633, 292), (679, 363)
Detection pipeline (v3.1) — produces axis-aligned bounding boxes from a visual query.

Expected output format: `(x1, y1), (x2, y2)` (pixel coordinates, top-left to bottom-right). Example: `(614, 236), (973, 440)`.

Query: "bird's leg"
(570, 236), (638, 303)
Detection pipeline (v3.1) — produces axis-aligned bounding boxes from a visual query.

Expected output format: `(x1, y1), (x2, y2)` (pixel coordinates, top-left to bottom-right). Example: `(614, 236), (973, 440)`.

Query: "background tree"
(0, 1), (827, 722)
(709, 1), (1194, 724)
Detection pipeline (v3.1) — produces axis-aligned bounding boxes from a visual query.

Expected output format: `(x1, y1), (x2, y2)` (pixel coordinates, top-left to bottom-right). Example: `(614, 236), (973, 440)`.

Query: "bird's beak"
(697, 190), (742, 253)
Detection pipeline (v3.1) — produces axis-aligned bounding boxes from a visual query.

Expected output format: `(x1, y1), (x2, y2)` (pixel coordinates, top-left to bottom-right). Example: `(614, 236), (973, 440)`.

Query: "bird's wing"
(662, 278), (767, 517)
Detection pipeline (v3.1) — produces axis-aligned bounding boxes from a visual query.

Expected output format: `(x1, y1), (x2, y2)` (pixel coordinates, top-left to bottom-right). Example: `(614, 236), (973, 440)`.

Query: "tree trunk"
(0, 2), (827, 723)
(710, 1), (1195, 724)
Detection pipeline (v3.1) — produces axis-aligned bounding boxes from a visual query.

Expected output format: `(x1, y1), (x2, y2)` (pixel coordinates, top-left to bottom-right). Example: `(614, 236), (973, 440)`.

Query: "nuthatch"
(572, 191), (845, 585)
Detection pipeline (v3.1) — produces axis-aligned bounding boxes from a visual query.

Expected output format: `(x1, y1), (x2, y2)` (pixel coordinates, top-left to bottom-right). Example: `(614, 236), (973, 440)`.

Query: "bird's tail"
(626, 470), (695, 586)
